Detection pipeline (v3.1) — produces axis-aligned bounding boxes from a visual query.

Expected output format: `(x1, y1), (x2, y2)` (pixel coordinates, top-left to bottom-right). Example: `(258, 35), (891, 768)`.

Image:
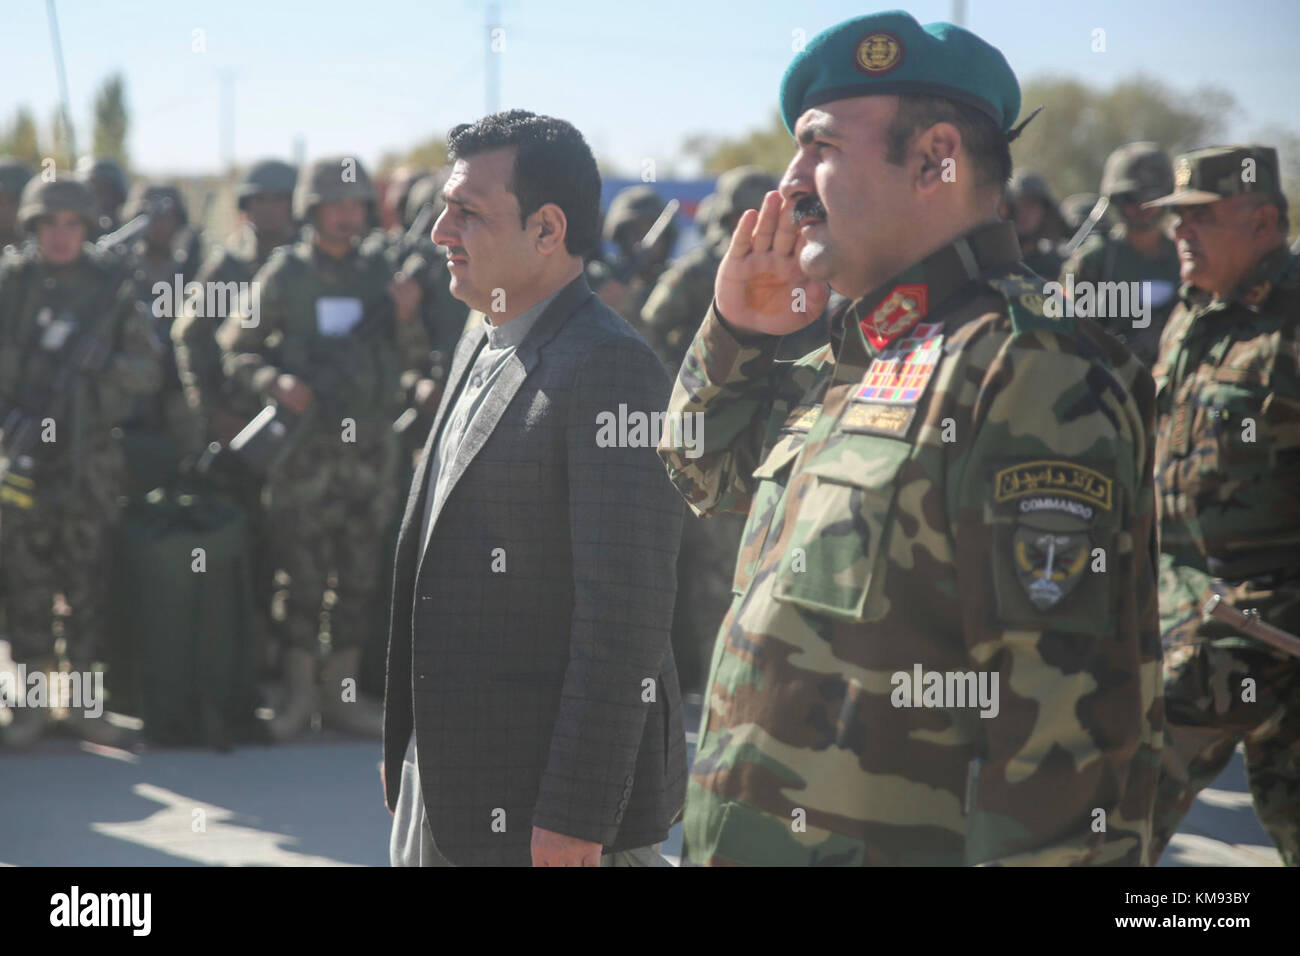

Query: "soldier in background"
(1060, 143), (1181, 367)
(172, 159), (299, 688)
(1004, 170), (1068, 278)
(76, 156), (130, 240)
(117, 184), (208, 489)
(174, 159), (299, 447)
(0, 178), (162, 747)
(639, 167), (775, 694)
(0, 158), (33, 251)
(644, 167), (776, 370)
(1144, 145), (1300, 866)
(373, 171), (468, 418)
(217, 156), (432, 740)
(587, 184), (677, 339)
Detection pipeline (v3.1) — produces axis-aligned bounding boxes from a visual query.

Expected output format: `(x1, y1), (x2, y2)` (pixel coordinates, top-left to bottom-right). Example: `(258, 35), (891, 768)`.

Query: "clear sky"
(4, 0), (1297, 177)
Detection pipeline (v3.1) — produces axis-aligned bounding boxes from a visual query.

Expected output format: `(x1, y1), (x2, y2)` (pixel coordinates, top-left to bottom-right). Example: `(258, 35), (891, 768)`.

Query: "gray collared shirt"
(418, 290), (559, 560)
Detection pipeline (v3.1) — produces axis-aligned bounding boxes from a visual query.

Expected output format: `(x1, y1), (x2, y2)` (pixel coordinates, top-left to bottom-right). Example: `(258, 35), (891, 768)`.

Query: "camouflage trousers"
(264, 431), (400, 652)
(0, 451), (125, 664)
(670, 511), (745, 695)
(1149, 639), (1300, 865)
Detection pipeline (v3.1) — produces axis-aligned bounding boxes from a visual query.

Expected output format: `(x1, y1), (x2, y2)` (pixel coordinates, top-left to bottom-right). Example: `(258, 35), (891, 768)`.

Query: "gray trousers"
(390, 733), (669, 867)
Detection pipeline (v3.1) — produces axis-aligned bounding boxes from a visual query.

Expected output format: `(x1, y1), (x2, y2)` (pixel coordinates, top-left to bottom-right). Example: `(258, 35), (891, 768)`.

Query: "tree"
(92, 73), (129, 166)
(379, 134), (449, 175)
(0, 108), (43, 167)
(680, 111), (791, 177)
(1011, 75), (1234, 198)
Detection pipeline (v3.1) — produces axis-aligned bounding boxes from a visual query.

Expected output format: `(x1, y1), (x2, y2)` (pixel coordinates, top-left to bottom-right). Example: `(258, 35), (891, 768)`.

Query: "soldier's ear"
(915, 123), (960, 193)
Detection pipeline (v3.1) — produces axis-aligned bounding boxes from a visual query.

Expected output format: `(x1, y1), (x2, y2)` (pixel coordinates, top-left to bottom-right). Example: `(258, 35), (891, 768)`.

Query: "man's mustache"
(792, 196), (826, 226)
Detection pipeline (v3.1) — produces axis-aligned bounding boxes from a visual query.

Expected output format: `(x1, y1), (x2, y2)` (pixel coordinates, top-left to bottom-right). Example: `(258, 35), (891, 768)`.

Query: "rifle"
(96, 213), (151, 256)
(1061, 196), (1110, 259)
(1200, 584), (1300, 660)
(198, 230), (431, 480)
(0, 266), (128, 507)
(608, 198), (679, 285)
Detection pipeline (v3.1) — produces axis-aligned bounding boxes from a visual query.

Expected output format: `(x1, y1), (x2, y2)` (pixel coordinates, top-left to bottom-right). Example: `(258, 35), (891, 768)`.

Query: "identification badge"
(315, 297), (364, 337)
(39, 316), (76, 352)
(782, 404), (820, 434)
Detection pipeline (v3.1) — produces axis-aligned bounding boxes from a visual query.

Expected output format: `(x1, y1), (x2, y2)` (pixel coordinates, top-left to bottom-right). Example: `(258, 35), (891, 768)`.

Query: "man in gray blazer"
(383, 110), (688, 866)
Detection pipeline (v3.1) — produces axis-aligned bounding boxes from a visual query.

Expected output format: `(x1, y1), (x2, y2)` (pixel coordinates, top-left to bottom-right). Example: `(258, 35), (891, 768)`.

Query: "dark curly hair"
(447, 109), (602, 258)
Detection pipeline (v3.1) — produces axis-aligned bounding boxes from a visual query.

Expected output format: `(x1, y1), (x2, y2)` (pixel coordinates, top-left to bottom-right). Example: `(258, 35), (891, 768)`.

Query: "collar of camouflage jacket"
(839, 219), (1020, 357)
(1179, 242), (1295, 314)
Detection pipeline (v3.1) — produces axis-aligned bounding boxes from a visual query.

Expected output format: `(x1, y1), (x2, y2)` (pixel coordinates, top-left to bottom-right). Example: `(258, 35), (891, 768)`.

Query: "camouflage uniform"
(660, 221), (1163, 865)
(1059, 144), (1181, 368)
(374, 173), (468, 400)
(640, 169), (777, 693)
(0, 179), (163, 666)
(1145, 146), (1300, 866)
(173, 160), (299, 444)
(116, 184), (208, 481)
(217, 158), (431, 656)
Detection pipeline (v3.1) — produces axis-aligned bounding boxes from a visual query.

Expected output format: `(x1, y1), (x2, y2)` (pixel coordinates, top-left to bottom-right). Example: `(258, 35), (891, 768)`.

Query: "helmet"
(0, 157), (33, 198)
(402, 171), (446, 229)
(75, 156), (129, 205)
(713, 166), (777, 223)
(1008, 170), (1056, 205)
(17, 177), (97, 233)
(238, 159), (298, 209)
(122, 183), (188, 225)
(294, 156), (376, 221)
(603, 185), (665, 242)
(1100, 142), (1173, 203)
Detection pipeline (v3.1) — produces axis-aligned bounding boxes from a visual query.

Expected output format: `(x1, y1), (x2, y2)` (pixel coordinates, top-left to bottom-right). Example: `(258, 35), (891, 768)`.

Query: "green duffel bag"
(108, 488), (262, 749)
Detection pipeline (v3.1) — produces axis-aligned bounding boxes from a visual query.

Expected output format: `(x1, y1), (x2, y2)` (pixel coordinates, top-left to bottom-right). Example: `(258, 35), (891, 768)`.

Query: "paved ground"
(0, 695), (1282, 866)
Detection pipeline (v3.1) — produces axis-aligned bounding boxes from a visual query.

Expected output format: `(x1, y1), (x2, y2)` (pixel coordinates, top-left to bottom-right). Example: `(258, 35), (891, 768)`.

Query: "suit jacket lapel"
(397, 316), (486, 540)
(419, 276), (595, 544)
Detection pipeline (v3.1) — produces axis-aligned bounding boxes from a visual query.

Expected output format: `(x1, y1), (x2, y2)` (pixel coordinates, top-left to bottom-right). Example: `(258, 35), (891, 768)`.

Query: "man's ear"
(533, 203), (569, 255)
(1247, 199), (1279, 240)
(915, 122), (961, 194)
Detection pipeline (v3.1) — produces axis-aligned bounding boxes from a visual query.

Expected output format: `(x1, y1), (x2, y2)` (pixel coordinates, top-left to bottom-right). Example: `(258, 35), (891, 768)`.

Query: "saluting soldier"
(659, 11), (1163, 866)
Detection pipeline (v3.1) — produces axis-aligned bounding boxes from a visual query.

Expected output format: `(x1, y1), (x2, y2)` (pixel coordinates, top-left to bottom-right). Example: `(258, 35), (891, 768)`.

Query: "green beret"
(779, 10), (1021, 136)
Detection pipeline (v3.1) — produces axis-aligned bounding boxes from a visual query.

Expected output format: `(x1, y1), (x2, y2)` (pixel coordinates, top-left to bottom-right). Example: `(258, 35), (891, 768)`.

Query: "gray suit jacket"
(382, 274), (687, 866)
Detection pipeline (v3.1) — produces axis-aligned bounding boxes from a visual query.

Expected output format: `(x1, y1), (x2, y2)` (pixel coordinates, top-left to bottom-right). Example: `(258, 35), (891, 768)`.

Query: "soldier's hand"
(271, 373), (314, 415)
(531, 826), (602, 867)
(716, 191), (829, 335)
(388, 272), (423, 324)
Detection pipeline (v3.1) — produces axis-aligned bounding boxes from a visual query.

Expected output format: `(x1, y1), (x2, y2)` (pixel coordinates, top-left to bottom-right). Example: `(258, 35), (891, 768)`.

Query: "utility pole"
(950, 0), (967, 28)
(486, 2), (500, 115)
(219, 69), (236, 177)
(46, 0), (77, 161)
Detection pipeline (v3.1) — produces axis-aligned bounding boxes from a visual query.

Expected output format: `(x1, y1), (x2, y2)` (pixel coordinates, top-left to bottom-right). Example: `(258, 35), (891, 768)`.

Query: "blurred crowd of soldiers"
(1, 135), (1297, 823)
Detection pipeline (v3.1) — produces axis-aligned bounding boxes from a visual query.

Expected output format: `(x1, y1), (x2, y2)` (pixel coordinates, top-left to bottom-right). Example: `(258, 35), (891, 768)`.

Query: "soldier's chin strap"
(1006, 106), (1043, 144)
